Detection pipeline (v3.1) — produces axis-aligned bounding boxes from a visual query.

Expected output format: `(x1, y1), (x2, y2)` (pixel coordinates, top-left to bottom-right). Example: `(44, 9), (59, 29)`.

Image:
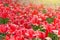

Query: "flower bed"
(0, 1), (60, 40)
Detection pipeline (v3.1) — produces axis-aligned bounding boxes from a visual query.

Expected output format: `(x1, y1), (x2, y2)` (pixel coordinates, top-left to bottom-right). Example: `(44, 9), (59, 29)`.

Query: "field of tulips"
(0, 0), (60, 40)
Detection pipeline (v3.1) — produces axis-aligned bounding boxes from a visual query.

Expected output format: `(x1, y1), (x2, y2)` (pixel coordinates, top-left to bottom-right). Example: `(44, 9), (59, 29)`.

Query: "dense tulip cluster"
(0, 1), (60, 40)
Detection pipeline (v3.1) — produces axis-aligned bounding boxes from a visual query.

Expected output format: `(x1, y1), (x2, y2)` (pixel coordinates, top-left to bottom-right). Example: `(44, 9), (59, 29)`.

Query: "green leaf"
(32, 25), (39, 31)
(0, 18), (4, 24)
(0, 17), (9, 24)
(0, 33), (6, 38)
(32, 38), (41, 40)
(48, 33), (58, 40)
(38, 25), (45, 32)
(39, 27), (46, 32)
(4, 3), (9, 7)
(32, 25), (46, 32)
(46, 17), (54, 24)
(42, 9), (46, 14)
(3, 18), (9, 24)
(0, 33), (6, 40)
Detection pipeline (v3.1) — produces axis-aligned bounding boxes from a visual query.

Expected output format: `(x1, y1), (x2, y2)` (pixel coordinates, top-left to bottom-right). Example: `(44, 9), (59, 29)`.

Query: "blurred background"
(15, 0), (60, 8)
